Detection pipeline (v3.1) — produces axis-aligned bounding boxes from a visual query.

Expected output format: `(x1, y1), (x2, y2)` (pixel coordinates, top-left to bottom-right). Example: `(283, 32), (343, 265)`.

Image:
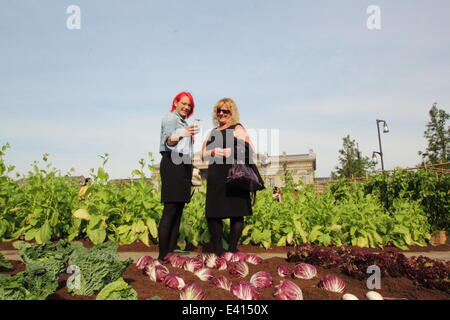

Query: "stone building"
(151, 150), (316, 188)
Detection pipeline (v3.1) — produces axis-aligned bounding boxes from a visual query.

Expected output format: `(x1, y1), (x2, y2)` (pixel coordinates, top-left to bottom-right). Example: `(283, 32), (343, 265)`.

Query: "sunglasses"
(216, 109), (231, 115)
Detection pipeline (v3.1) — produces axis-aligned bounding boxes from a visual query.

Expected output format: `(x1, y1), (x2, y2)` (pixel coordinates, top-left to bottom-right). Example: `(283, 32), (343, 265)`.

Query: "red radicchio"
(230, 252), (247, 262)
(277, 265), (293, 277)
(164, 273), (187, 290)
(204, 253), (219, 268)
(210, 276), (233, 291)
(179, 283), (206, 300)
(250, 271), (273, 289)
(273, 280), (304, 300)
(194, 268), (214, 281)
(136, 256), (154, 270)
(294, 263), (317, 280)
(148, 264), (169, 282)
(231, 282), (260, 300)
(183, 258), (204, 272)
(319, 275), (346, 293)
(228, 261), (249, 278)
(245, 254), (263, 265)
(215, 257), (228, 270)
(220, 252), (234, 262)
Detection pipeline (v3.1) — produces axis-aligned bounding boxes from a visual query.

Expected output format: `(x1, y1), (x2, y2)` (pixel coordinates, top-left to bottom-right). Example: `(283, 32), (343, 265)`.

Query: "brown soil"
(2, 257), (449, 300)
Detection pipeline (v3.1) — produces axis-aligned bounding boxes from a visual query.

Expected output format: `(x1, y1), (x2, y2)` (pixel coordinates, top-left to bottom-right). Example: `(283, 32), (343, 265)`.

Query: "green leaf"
(276, 236), (287, 246)
(308, 226), (322, 242)
(38, 221), (52, 244)
(139, 229), (150, 247)
(25, 228), (37, 241)
(87, 228), (106, 244)
(242, 224), (253, 236)
(146, 218), (158, 239)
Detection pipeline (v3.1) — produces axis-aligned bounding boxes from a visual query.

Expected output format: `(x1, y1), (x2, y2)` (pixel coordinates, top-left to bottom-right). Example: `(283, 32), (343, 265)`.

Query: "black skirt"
(160, 152), (192, 203)
(205, 125), (253, 219)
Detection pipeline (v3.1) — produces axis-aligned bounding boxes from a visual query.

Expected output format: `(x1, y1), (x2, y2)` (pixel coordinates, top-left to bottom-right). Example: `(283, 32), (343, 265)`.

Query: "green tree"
(418, 103), (450, 165)
(331, 135), (375, 179)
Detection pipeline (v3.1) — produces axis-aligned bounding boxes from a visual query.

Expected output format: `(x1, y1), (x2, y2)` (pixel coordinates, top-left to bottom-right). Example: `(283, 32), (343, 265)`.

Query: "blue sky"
(1, 0), (449, 179)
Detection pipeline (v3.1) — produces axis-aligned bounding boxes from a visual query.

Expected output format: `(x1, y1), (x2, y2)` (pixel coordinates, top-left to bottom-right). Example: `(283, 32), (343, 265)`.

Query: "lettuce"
(96, 278), (137, 300)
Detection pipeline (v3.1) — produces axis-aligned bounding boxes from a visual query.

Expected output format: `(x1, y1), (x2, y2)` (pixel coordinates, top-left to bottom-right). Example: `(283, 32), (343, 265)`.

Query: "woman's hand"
(212, 148), (231, 157)
(167, 125), (199, 146)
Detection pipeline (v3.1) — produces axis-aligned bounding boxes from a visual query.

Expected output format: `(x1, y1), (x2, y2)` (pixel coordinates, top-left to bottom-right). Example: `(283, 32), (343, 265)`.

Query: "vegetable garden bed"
(1, 241), (449, 300)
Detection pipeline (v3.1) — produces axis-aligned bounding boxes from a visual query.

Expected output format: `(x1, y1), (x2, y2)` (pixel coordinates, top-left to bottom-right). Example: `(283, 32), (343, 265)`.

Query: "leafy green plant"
(67, 242), (132, 296)
(96, 277), (138, 300)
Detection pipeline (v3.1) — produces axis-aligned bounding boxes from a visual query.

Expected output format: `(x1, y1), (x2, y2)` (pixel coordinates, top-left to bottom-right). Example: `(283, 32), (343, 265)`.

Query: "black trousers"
(207, 217), (244, 256)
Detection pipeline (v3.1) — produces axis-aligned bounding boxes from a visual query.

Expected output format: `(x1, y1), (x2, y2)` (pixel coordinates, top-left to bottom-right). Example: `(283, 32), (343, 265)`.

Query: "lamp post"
(375, 119), (389, 171)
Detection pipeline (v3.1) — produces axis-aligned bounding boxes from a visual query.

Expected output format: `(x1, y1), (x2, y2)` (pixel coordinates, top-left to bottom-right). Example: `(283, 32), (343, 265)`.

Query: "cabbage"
(67, 242), (132, 296)
(319, 275), (346, 293)
(273, 280), (304, 300)
(250, 271), (273, 289)
(228, 261), (249, 278)
(180, 283), (206, 300)
(293, 263), (317, 280)
(231, 282), (260, 300)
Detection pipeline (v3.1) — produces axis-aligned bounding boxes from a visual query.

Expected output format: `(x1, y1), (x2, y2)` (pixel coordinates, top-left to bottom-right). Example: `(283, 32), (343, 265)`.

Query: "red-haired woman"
(158, 92), (198, 260)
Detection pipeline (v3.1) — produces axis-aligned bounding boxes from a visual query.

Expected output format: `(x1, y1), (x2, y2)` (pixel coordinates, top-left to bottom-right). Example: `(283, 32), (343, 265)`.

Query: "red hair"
(170, 92), (195, 119)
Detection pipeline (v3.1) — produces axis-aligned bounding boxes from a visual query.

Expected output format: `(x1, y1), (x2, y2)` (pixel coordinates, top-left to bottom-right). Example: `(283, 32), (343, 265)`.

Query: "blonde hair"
(212, 98), (240, 127)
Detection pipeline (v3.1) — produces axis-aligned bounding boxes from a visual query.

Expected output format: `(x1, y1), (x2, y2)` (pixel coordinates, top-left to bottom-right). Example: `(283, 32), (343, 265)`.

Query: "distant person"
(201, 98), (264, 256)
(273, 186), (283, 202)
(77, 178), (91, 200)
(158, 92), (199, 261)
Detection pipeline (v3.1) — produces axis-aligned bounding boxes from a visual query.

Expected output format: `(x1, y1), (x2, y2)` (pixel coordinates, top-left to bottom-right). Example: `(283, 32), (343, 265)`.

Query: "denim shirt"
(159, 111), (193, 157)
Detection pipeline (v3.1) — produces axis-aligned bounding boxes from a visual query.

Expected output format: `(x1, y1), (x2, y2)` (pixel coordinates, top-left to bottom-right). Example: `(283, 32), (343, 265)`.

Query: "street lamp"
(375, 119), (389, 171)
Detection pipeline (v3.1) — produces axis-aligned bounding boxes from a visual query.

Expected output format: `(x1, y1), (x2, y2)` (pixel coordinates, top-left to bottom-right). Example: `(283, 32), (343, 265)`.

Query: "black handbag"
(226, 163), (264, 192)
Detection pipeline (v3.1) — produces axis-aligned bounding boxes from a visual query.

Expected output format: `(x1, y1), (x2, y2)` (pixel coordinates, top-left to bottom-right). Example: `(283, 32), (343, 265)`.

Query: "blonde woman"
(201, 98), (264, 256)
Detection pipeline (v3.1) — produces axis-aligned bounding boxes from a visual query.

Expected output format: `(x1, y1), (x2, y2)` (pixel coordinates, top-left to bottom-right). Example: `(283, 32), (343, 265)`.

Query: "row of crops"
(1, 144), (449, 250)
